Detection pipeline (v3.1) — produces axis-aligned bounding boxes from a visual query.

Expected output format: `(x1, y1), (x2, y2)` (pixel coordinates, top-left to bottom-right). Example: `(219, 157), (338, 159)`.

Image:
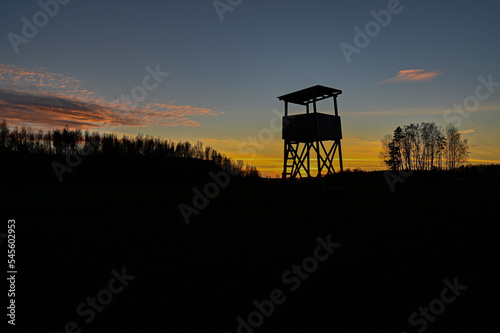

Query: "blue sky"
(1, 0), (500, 175)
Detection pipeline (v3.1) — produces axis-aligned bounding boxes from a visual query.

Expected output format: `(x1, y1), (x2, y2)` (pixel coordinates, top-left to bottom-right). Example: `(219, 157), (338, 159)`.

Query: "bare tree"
(446, 124), (469, 170)
(420, 122), (444, 170)
(381, 122), (469, 171)
(204, 146), (212, 160)
(193, 141), (204, 159)
(44, 131), (52, 154)
(0, 119), (9, 148)
(35, 129), (44, 153)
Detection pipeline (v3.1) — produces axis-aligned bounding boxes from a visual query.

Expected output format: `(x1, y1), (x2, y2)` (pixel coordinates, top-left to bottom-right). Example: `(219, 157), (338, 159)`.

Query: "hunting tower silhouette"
(278, 85), (343, 179)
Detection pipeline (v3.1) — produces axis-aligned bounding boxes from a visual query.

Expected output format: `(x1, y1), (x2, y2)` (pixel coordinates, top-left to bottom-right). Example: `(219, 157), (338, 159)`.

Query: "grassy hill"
(1, 164), (498, 332)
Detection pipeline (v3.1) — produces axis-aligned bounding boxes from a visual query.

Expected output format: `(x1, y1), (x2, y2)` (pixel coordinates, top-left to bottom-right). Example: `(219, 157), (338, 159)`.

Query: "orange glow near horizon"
(225, 137), (500, 178)
(221, 138), (387, 178)
(2, 65), (499, 179)
(246, 156), (500, 178)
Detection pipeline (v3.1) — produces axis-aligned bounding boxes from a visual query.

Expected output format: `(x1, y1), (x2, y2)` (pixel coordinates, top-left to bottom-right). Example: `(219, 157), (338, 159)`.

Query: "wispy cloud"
(378, 69), (442, 84)
(458, 127), (479, 135)
(0, 64), (217, 130)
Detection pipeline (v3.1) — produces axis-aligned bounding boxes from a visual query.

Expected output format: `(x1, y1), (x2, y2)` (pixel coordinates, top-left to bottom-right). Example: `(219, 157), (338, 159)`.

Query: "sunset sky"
(1, 0), (499, 177)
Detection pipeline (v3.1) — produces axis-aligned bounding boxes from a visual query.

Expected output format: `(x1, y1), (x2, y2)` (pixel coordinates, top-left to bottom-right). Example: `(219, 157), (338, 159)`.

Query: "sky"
(1, 0), (499, 177)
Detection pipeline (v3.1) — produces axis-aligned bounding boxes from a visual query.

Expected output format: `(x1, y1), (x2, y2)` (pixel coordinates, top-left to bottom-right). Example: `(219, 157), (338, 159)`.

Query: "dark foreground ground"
(1, 166), (499, 332)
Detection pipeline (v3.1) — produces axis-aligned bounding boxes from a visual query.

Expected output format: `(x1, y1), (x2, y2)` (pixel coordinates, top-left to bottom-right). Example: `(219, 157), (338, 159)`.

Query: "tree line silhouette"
(380, 122), (470, 171)
(0, 120), (260, 177)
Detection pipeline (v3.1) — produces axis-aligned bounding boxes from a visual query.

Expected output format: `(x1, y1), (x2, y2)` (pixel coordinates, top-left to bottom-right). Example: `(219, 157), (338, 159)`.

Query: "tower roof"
(277, 85), (342, 105)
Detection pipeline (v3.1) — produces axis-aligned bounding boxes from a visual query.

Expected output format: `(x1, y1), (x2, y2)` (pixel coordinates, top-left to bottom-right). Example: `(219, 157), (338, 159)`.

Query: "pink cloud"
(0, 64), (218, 130)
(379, 69), (442, 84)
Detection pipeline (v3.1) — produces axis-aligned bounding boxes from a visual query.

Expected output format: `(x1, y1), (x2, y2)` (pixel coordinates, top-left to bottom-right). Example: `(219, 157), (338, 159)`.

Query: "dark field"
(2, 163), (499, 332)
